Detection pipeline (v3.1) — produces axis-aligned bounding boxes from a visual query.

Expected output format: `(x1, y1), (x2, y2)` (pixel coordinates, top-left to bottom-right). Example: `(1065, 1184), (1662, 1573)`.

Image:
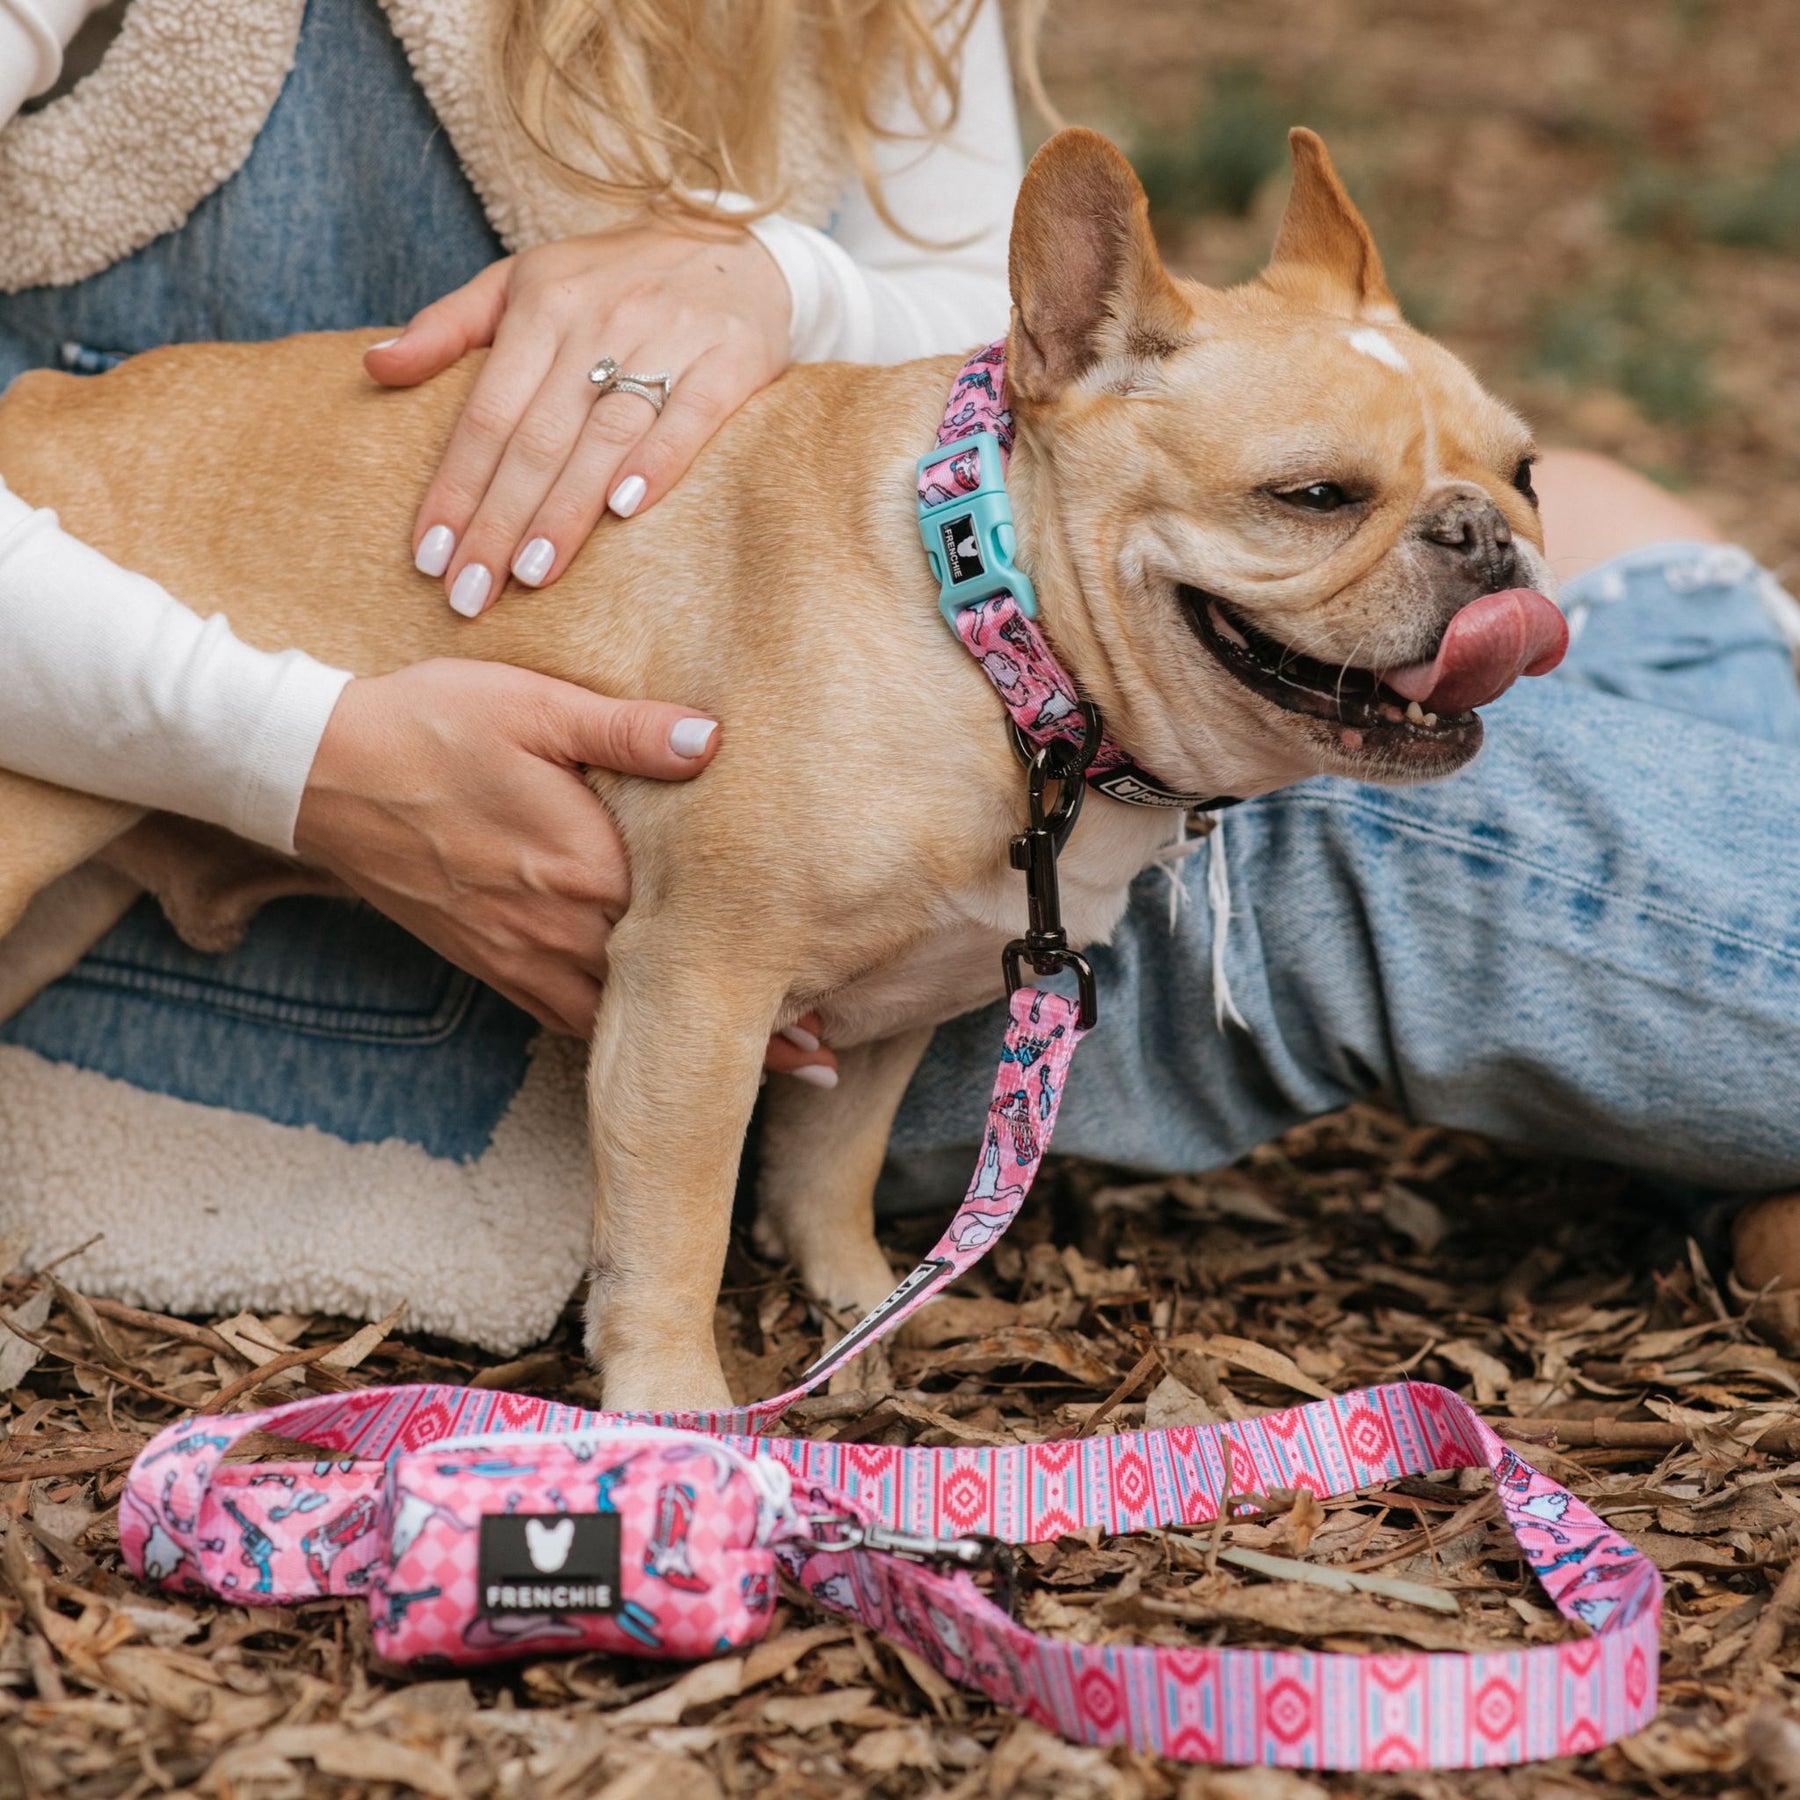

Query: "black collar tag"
(478, 1512), (621, 1616)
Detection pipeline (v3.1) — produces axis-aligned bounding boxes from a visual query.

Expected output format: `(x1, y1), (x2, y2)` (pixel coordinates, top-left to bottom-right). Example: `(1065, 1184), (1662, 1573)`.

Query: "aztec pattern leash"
(117, 344), (1662, 1770)
(123, 1377), (1660, 1769)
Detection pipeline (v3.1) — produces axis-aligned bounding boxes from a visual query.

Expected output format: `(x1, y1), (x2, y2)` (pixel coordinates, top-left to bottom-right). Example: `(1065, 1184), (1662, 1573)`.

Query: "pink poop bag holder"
(121, 987), (1662, 1773)
(122, 345), (1659, 1770)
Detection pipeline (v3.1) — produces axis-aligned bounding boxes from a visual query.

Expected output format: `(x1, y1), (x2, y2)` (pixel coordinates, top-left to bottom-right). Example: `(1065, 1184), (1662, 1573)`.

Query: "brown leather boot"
(1733, 1193), (1800, 1351)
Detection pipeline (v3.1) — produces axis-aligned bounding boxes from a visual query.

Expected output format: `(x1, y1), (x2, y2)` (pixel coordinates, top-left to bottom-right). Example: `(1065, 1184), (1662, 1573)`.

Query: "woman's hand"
(292, 660), (837, 1084)
(366, 224), (791, 616)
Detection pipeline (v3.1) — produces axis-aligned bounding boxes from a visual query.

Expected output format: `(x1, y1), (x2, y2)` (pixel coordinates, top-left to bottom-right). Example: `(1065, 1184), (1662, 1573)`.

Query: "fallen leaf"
(1437, 1337), (1513, 1404)
(904, 1327), (1117, 1388)
(850, 1723), (939, 1772)
(0, 1285), (52, 1390)
(318, 1301), (407, 1371)
(762, 1686), (877, 1732)
(1167, 1333), (1335, 1401)
(1219, 1545), (1461, 1614)
(1145, 1372), (1215, 1430)
(611, 1657), (745, 1726)
(1380, 1182), (1447, 1252)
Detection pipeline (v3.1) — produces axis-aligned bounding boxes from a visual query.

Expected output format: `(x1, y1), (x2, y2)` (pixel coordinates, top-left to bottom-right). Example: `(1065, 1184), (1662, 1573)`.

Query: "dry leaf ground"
(6, 1106), (1800, 1797)
(7, 0), (1800, 1793)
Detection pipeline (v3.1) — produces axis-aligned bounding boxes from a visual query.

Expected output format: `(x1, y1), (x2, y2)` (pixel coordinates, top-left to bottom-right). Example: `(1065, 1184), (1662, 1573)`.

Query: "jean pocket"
(64, 896), (479, 1046)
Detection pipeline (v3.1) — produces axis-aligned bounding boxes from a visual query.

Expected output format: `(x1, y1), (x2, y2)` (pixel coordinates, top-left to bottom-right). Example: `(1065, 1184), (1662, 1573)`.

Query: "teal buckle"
(916, 430), (1038, 631)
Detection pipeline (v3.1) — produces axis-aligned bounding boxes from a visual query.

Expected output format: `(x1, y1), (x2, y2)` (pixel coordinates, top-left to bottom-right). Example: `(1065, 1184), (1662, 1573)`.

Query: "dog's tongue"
(1382, 588), (1568, 713)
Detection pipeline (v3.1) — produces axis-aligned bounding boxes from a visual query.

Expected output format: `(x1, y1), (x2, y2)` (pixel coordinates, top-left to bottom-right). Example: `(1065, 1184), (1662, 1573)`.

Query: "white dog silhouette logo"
(524, 1515), (575, 1573)
(939, 513), (985, 585)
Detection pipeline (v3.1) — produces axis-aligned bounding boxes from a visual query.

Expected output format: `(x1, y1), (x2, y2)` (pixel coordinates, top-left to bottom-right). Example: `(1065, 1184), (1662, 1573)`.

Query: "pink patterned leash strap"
(919, 343), (1236, 812)
(123, 1379), (1658, 1769)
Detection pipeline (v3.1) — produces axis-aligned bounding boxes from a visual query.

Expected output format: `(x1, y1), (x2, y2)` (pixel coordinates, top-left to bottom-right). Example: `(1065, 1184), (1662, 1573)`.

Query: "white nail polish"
(791, 1063), (839, 1091)
(779, 1023), (821, 1054)
(669, 717), (719, 758)
(608, 474), (647, 518)
(370, 336), (401, 351)
(449, 563), (492, 617)
(415, 524), (454, 577)
(512, 537), (555, 587)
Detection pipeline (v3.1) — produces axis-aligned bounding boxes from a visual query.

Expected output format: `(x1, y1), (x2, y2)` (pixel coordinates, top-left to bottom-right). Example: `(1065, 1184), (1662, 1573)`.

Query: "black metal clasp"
(1001, 703), (1102, 1030)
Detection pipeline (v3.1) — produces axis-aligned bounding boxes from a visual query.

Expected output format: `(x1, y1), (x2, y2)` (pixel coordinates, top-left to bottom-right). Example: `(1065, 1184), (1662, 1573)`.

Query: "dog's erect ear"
(1263, 128), (1397, 320)
(1007, 128), (1190, 406)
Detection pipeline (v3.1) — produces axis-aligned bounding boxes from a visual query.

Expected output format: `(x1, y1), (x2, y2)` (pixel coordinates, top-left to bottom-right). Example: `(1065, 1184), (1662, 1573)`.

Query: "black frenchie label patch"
(939, 513), (985, 586)
(478, 1512), (621, 1616)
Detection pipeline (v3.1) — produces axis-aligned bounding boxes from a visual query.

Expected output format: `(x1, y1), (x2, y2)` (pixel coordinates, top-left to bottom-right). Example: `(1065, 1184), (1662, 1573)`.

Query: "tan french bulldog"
(0, 129), (1565, 1410)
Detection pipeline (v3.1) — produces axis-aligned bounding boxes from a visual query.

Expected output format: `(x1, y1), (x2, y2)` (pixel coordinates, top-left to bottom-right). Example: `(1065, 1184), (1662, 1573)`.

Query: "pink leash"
(117, 347), (1662, 1769)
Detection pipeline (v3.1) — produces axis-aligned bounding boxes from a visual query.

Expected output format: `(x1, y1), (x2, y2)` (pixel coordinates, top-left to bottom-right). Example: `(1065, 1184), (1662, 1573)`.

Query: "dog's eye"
(1511, 457), (1539, 504)
(1279, 482), (1349, 513)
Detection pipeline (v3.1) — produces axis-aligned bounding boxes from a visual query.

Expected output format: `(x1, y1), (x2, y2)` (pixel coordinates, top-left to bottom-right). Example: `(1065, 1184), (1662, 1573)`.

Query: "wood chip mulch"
(5, 1102), (1800, 1799)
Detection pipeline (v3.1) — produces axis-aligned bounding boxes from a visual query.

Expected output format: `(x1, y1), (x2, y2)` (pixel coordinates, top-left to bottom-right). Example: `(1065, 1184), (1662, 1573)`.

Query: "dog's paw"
(600, 1357), (736, 1417)
(749, 1208), (790, 1265)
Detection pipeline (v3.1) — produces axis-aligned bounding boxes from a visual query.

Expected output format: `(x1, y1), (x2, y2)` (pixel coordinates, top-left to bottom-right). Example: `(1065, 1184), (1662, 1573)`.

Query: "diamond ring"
(606, 372), (673, 416)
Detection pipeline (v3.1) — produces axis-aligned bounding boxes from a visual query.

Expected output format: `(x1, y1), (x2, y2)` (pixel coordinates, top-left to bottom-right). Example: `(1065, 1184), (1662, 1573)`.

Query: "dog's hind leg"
(754, 1025), (934, 1391)
(0, 769), (141, 938)
(0, 861), (141, 1021)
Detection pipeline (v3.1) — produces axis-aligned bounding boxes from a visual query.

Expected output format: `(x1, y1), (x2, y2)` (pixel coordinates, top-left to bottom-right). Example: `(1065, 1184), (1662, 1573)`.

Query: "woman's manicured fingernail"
(370, 336), (401, 351)
(608, 475), (647, 518)
(512, 537), (555, 587)
(449, 563), (492, 617)
(791, 1063), (839, 1091)
(669, 717), (719, 759)
(415, 525), (455, 577)
(779, 1024), (821, 1054)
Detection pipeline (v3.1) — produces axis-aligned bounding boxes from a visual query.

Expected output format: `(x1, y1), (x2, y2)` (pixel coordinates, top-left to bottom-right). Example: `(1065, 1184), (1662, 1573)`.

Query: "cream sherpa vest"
(0, 0), (854, 294)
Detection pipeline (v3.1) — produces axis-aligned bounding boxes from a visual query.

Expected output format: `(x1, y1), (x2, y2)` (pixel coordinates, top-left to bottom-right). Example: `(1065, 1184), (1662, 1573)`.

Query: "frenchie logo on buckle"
(478, 1512), (621, 1615)
(940, 514), (986, 586)
(917, 430), (1039, 629)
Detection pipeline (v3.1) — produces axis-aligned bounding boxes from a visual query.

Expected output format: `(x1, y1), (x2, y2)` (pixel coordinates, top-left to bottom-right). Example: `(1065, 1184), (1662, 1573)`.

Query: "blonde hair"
(498, 0), (1033, 240)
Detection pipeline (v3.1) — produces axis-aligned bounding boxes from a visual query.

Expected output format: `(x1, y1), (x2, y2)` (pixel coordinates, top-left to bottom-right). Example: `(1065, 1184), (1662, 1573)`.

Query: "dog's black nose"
(1419, 495), (1519, 590)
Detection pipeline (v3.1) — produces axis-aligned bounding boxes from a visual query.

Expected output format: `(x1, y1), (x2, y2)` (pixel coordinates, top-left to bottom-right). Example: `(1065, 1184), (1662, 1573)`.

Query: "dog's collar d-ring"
(917, 342), (1238, 813)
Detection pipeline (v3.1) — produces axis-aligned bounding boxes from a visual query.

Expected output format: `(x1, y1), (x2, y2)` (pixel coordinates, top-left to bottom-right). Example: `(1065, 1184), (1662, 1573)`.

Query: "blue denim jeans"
(892, 540), (1800, 1192)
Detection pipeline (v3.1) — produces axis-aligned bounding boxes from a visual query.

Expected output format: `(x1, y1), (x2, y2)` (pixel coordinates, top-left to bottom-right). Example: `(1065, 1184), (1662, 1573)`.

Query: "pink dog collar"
(919, 342), (1237, 811)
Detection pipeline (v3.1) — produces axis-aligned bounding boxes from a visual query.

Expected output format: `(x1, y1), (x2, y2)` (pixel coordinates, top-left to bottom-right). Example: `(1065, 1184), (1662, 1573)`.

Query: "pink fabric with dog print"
(921, 343), (1221, 808)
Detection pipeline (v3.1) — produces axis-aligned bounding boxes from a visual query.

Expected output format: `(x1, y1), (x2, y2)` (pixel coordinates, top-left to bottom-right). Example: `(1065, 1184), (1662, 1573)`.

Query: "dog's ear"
(1262, 128), (1398, 320)
(1007, 128), (1190, 406)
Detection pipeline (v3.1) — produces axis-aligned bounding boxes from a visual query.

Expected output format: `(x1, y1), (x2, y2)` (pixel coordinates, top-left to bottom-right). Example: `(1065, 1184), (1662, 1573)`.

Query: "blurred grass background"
(1024, 0), (1800, 579)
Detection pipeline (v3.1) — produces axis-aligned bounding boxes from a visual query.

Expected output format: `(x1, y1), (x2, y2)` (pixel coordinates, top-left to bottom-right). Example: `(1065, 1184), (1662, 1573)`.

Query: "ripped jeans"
(891, 540), (1800, 1194)
(7, 541), (1800, 1198)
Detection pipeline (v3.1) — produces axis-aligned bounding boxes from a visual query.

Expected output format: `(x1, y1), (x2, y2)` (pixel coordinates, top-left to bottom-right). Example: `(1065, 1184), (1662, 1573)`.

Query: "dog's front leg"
(755, 1026), (935, 1327)
(583, 919), (790, 1413)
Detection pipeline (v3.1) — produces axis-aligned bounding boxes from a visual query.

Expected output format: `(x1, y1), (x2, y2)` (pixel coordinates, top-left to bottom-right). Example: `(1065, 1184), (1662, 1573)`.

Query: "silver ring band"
(606, 372), (673, 416)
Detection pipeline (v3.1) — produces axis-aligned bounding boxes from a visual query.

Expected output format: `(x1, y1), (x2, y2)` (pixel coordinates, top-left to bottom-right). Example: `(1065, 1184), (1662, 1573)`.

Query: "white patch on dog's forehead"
(1345, 327), (1410, 373)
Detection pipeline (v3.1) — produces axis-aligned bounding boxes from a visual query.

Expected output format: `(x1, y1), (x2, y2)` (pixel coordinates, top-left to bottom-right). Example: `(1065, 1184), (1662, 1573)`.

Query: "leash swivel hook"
(1002, 702), (1102, 1029)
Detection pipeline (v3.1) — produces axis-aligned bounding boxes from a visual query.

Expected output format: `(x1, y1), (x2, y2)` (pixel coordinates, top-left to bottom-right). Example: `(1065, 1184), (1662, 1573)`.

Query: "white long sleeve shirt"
(0, 1), (1021, 852)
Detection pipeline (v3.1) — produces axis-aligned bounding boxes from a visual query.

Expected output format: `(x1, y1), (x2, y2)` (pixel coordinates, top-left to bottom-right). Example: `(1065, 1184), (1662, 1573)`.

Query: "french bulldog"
(0, 128), (1565, 1409)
